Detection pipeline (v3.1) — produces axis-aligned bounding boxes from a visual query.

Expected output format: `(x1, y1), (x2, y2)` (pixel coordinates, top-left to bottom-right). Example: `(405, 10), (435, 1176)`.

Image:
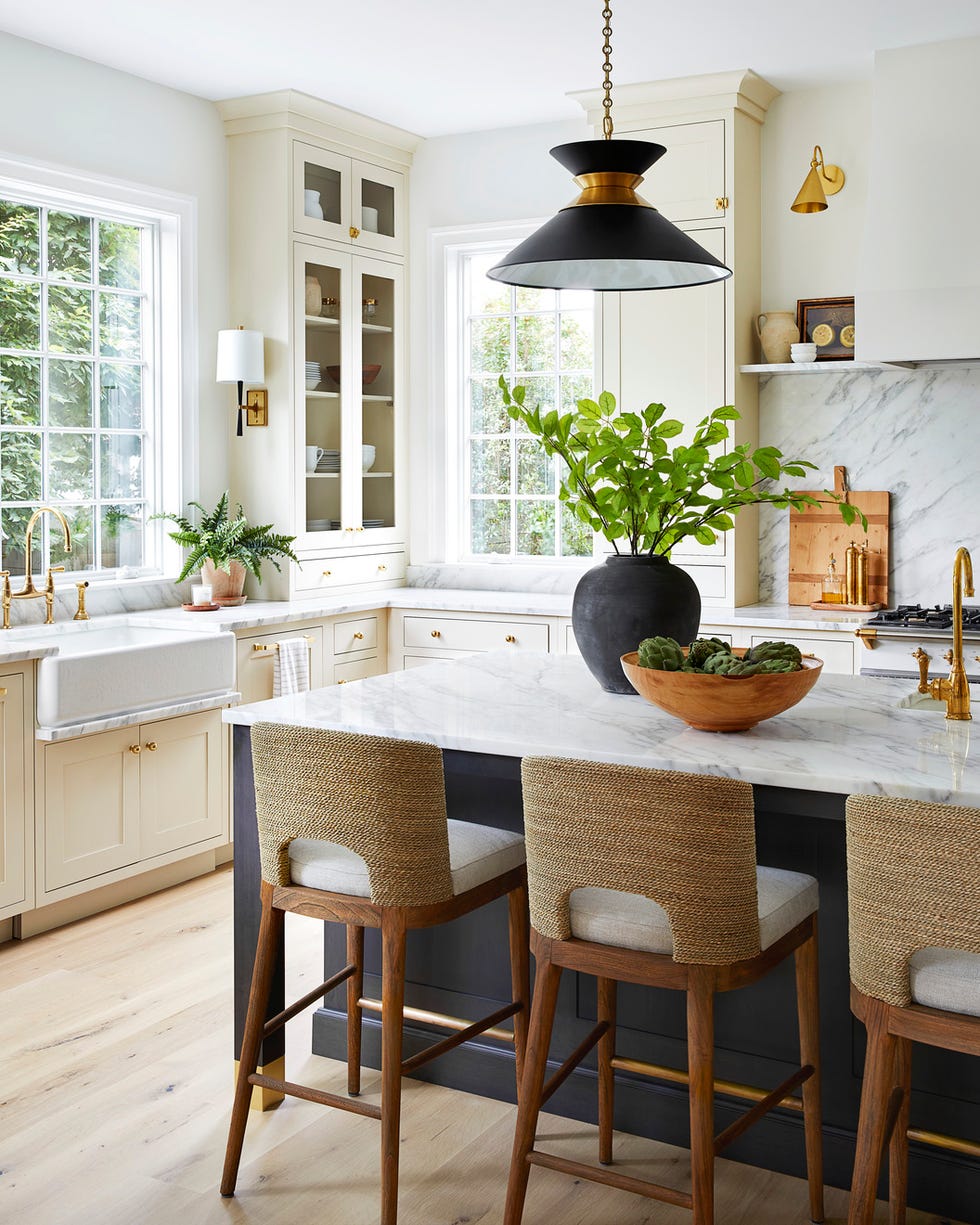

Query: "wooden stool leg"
(848, 998), (898, 1225)
(889, 1038), (912, 1225)
(597, 976), (617, 1165)
(508, 880), (531, 1090)
(221, 883), (283, 1197)
(795, 925), (825, 1223)
(347, 924), (365, 1096)
(380, 910), (407, 1225)
(504, 952), (563, 1225)
(688, 965), (716, 1225)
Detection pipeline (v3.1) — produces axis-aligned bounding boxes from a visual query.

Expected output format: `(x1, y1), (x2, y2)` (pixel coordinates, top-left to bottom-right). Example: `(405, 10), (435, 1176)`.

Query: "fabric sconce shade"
(217, 327), (265, 437)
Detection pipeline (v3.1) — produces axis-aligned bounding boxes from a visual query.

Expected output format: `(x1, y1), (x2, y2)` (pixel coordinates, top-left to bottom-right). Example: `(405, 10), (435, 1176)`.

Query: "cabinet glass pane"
(303, 161), (342, 227)
(361, 271), (394, 533)
(360, 177), (396, 239)
(303, 259), (343, 533)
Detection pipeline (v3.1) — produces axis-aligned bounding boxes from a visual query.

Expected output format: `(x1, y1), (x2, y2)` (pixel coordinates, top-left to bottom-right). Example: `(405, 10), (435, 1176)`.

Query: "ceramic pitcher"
(755, 311), (799, 364)
(305, 275), (323, 316)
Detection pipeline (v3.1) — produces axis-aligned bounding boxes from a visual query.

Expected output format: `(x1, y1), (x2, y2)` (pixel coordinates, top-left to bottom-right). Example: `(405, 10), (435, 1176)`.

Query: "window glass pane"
(561, 502), (594, 557)
(47, 211), (93, 282)
(49, 432), (94, 501)
(560, 311), (593, 370)
(467, 254), (511, 315)
(48, 284), (93, 354)
(0, 278), (41, 350)
(98, 221), (141, 289)
(99, 291), (140, 359)
(101, 503), (144, 569)
(469, 316), (509, 374)
(515, 313), (555, 372)
(560, 373), (592, 412)
(0, 506), (39, 575)
(0, 354), (41, 425)
(516, 286), (556, 312)
(516, 500), (555, 556)
(516, 439), (554, 495)
(101, 433), (142, 499)
(50, 503), (93, 572)
(471, 499), (510, 555)
(469, 377), (510, 435)
(0, 202), (40, 274)
(49, 359), (93, 427)
(100, 361), (142, 428)
(470, 438), (510, 495)
(0, 429), (41, 501)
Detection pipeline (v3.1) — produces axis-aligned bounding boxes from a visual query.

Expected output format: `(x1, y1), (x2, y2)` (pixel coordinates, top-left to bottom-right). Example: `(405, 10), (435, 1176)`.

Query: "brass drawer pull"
(431, 630), (441, 638)
(0, 687), (6, 698)
(353, 631), (364, 640)
(715, 195), (729, 210)
(129, 744), (141, 755)
(145, 742), (158, 752)
(322, 570), (332, 577)
(505, 635), (517, 643)
(338, 678), (348, 684)
(349, 225), (360, 239)
(378, 564), (387, 572)
(252, 636), (315, 654)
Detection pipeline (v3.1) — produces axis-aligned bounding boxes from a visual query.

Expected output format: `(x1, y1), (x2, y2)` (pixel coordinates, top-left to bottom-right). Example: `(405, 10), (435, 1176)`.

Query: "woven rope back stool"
(845, 795), (980, 1225)
(504, 757), (824, 1225)
(221, 724), (530, 1225)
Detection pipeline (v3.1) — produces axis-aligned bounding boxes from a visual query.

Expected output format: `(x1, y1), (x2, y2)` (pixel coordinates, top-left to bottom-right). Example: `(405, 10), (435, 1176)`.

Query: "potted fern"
(154, 492), (299, 604)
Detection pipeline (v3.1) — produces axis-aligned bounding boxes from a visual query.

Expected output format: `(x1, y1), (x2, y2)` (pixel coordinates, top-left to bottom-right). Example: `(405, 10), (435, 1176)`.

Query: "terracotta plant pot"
(201, 559), (247, 602)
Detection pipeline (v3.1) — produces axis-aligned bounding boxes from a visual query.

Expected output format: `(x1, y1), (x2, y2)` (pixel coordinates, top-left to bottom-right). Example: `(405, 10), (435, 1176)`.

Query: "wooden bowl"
(620, 648), (823, 732)
(323, 364), (382, 386)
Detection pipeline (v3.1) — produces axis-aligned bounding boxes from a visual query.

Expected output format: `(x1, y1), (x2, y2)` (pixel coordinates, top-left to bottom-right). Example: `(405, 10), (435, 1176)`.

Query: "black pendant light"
(488, 3), (732, 293)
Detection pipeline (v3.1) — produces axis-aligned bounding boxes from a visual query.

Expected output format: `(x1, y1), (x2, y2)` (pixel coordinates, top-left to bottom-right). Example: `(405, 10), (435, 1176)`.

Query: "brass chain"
(601, 1), (614, 139)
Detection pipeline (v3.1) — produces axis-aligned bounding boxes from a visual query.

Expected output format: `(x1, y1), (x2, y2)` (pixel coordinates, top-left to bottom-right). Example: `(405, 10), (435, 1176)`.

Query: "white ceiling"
(2, 0), (980, 137)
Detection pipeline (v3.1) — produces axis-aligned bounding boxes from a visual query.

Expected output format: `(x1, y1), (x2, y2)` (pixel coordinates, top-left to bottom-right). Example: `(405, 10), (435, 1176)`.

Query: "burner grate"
(866, 603), (980, 632)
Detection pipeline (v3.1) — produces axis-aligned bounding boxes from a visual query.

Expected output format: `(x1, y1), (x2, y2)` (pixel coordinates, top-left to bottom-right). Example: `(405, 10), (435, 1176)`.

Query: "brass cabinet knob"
(356, 526), (364, 532)
(505, 635), (517, 643)
(322, 570), (332, 577)
(431, 630), (441, 638)
(338, 678), (348, 684)
(975, 655), (980, 664)
(349, 225), (360, 239)
(145, 742), (157, 752)
(944, 649), (955, 665)
(715, 195), (729, 210)
(129, 744), (141, 755)
(377, 564), (387, 572)
(0, 687), (7, 698)
(353, 631), (364, 640)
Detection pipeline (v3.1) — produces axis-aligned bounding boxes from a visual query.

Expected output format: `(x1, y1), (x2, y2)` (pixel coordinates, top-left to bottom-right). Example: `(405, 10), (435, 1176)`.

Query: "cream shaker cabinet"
(293, 140), (406, 258)
(40, 709), (227, 898)
(0, 668), (33, 920)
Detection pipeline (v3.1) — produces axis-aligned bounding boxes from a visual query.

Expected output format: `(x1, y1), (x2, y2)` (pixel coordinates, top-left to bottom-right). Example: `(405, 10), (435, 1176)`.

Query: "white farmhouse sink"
(35, 624), (236, 727)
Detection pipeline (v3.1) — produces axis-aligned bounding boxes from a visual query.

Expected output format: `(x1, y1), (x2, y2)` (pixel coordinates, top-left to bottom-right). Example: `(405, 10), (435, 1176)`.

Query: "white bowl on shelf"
(362, 444), (376, 472)
(790, 343), (818, 363)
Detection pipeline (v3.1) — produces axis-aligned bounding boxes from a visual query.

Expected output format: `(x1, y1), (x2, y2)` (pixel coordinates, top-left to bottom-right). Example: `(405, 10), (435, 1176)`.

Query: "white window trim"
(426, 220), (601, 567)
(0, 151), (198, 581)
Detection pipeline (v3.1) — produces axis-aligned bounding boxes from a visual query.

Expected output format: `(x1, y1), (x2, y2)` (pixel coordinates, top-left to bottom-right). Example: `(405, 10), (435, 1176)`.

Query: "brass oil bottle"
(856, 544), (869, 605)
(844, 540), (860, 605)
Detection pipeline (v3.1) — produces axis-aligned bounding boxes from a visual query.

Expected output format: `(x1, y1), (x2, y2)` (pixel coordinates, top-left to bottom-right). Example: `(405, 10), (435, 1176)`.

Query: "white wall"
(0, 31), (229, 508)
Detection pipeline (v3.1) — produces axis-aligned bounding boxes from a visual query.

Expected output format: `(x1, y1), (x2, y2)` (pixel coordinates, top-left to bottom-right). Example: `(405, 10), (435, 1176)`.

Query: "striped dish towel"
(273, 638), (310, 697)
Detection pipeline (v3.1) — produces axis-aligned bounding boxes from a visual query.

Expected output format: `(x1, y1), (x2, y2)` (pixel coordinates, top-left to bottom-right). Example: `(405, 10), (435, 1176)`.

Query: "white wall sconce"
(216, 326), (266, 436)
(790, 145), (846, 213)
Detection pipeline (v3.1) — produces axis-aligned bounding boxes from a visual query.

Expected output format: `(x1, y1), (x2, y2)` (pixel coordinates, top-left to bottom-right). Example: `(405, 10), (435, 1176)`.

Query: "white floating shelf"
(362, 471), (393, 478)
(305, 315), (340, 328)
(305, 390), (340, 399)
(306, 472), (340, 479)
(362, 322), (393, 334)
(362, 393), (393, 402)
(740, 361), (881, 375)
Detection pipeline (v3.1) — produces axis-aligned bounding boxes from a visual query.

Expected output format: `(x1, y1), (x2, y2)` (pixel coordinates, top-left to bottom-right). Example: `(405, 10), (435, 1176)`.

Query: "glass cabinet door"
(355, 256), (402, 541)
(293, 142), (351, 244)
(299, 249), (348, 539)
(351, 160), (405, 257)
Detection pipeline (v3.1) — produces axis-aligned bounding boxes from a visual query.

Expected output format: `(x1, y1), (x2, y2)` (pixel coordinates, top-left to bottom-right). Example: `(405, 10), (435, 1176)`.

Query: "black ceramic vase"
(572, 555), (701, 694)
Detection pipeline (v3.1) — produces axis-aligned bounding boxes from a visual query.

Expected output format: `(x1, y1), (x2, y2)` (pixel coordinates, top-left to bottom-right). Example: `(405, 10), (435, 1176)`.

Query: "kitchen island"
(225, 653), (980, 1221)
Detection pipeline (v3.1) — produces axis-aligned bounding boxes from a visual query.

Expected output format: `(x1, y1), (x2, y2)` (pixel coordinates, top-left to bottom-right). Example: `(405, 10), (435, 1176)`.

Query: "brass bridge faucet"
(2, 506), (73, 629)
(929, 546), (974, 720)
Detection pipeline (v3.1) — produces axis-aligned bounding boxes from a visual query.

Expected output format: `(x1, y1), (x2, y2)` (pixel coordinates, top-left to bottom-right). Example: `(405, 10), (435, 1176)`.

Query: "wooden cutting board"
(788, 465), (889, 606)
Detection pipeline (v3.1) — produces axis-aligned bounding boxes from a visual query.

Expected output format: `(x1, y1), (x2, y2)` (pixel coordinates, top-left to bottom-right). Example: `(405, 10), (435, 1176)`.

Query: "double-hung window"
(454, 244), (597, 561)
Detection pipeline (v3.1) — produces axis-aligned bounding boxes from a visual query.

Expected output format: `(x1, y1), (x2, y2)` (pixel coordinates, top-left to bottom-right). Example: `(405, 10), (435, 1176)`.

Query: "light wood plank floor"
(0, 867), (963, 1225)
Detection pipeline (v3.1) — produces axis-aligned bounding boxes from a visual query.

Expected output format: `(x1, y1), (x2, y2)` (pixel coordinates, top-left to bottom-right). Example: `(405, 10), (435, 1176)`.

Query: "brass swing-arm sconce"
(791, 145), (846, 213)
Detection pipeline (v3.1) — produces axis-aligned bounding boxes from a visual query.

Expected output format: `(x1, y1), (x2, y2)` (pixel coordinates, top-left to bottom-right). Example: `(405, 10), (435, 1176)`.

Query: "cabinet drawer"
(334, 616), (378, 655)
(294, 550), (405, 593)
(236, 628), (324, 704)
(334, 657), (385, 685)
(564, 623), (579, 655)
(403, 615), (550, 654)
(748, 633), (855, 676)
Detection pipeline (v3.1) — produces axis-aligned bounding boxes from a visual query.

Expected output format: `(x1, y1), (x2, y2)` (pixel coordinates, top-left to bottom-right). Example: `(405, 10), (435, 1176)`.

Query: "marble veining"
(224, 651), (980, 805)
(37, 690), (241, 742)
(758, 365), (980, 603)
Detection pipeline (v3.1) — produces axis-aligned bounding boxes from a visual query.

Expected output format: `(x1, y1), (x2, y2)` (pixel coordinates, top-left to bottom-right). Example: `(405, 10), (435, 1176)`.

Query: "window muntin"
(461, 249), (595, 560)
(0, 196), (151, 577)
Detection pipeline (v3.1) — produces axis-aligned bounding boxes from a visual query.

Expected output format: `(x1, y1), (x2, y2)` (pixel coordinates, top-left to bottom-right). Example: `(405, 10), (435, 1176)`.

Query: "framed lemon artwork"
(795, 296), (855, 361)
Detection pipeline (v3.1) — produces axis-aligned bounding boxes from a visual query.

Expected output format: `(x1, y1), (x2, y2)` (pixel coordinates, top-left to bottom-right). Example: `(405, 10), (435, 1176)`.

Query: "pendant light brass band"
(569, 171), (653, 208)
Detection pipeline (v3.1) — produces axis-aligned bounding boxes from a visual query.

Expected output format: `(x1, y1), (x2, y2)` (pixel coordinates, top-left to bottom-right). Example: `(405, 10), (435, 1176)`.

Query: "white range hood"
(857, 37), (980, 367)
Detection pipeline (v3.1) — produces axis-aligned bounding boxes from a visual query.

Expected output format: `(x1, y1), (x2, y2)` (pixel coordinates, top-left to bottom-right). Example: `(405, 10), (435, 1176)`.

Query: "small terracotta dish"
(620, 647), (823, 732)
(181, 602), (220, 612)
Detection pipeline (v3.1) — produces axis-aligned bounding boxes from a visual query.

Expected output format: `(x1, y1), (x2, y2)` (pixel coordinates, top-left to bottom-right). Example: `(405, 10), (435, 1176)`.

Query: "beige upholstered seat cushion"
(289, 819), (525, 899)
(910, 947), (980, 1018)
(569, 866), (818, 956)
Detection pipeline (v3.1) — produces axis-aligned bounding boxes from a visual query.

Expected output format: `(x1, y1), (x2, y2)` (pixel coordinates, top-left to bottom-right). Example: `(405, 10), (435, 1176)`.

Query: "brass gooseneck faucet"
(1, 506), (73, 630)
(929, 546), (974, 720)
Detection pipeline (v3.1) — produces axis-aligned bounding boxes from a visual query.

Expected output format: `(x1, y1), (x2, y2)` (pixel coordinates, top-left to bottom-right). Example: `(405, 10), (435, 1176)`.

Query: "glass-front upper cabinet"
(296, 243), (403, 546)
(293, 141), (405, 257)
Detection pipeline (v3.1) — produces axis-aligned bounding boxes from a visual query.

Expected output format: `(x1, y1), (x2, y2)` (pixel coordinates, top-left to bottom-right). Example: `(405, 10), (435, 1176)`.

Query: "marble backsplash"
(3, 576), (191, 628)
(757, 364), (980, 604)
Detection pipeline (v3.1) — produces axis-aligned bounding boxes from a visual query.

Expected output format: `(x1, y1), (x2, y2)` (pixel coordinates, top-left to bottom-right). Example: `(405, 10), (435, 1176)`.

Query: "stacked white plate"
(316, 449), (341, 473)
(305, 361), (321, 390)
(307, 519), (343, 532)
(363, 519), (385, 528)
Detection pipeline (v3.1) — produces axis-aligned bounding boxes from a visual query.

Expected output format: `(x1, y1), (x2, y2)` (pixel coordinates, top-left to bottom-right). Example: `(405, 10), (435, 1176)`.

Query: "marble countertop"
(224, 651), (979, 806)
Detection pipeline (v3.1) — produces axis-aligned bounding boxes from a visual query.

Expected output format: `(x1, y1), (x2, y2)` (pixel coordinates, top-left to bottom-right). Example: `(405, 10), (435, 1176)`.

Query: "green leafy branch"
(151, 491), (299, 583)
(499, 379), (867, 557)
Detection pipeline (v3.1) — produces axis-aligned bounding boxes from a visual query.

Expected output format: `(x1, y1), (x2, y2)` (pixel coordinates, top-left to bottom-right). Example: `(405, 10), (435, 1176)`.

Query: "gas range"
(859, 604), (980, 680)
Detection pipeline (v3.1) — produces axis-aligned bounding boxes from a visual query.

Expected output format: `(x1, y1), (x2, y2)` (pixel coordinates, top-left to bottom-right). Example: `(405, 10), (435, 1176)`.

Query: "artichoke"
(687, 637), (733, 669)
(702, 652), (764, 677)
(636, 636), (686, 671)
(745, 640), (803, 670)
(757, 657), (800, 675)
